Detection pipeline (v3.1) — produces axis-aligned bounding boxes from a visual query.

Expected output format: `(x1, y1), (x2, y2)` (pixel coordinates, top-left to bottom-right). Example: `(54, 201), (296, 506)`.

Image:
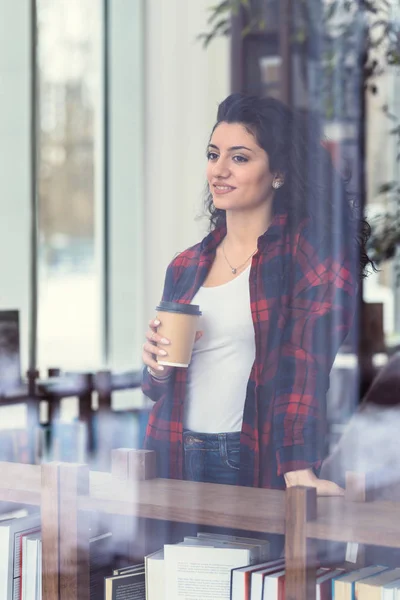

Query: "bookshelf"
(0, 450), (399, 599)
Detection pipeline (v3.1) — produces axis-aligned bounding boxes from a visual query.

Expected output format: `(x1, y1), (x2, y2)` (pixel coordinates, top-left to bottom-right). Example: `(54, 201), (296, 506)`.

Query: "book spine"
(12, 577), (20, 600)
(14, 528), (40, 580)
(278, 577), (285, 600)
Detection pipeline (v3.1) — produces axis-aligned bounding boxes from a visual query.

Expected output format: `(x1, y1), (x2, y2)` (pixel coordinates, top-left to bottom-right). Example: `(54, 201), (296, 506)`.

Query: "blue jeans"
(183, 430), (240, 485)
(181, 429), (284, 558)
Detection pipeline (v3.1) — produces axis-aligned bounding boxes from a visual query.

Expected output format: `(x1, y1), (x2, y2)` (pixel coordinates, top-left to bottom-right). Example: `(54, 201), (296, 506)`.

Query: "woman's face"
(206, 121), (277, 212)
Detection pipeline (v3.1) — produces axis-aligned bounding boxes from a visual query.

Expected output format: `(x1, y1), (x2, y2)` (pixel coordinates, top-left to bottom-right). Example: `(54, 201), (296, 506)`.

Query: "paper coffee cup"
(155, 301), (202, 368)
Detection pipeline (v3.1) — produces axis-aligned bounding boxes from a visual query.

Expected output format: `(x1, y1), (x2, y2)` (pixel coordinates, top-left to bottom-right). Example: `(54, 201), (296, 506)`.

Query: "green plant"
(200, 0), (400, 263)
(197, 0), (268, 47)
(199, 0), (400, 88)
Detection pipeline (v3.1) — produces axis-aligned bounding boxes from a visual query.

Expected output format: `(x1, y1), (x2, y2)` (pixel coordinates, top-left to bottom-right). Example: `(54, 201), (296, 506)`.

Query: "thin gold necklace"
(222, 240), (257, 275)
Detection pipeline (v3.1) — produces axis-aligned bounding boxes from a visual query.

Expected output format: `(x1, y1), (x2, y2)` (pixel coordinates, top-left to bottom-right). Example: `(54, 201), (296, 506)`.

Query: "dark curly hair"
(206, 93), (374, 279)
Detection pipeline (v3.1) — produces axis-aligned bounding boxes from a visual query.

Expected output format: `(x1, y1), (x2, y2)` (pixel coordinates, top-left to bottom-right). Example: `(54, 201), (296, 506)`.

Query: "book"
(164, 543), (258, 599)
(21, 532), (41, 600)
(262, 568), (285, 600)
(332, 565), (388, 599)
(89, 531), (113, 600)
(197, 532), (270, 562)
(316, 569), (343, 600)
(0, 509), (28, 522)
(0, 512), (40, 600)
(145, 549), (164, 600)
(250, 563), (286, 600)
(13, 525), (110, 600)
(230, 558), (285, 600)
(355, 568), (400, 600)
(104, 569), (145, 600)
(183, 536), (268, 563)
(382, 578), (400, 600)
(112, 564), (145, 577)
(37, 541), (42, 600)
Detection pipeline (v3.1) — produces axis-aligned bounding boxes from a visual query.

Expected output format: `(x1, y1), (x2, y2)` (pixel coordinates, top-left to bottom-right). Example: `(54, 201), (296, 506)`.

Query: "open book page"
(165, 544), (253, 600)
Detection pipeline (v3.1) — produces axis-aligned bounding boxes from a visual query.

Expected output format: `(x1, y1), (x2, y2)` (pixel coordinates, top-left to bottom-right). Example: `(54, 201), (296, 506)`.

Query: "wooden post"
(47, 368), (62, 427)
(26, 369), (40, 463)
(345, 471), (374, 503)
(94, 371), (113, 470)
(285, 486), (317, 600)
(59, 463), (90, 600)
(112, 448), (156, 482)
(77, 373), (94, 457)
(27, 368), (40, 396)
(41, 462), (90, 600)
(42, 463), (61, 599)
(95, 370), (112, 412)
(111, 449), (157, 566)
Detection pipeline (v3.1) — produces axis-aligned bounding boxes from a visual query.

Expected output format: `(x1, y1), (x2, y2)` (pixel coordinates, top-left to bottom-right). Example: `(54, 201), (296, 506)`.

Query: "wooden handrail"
(0, 453), (397, 599)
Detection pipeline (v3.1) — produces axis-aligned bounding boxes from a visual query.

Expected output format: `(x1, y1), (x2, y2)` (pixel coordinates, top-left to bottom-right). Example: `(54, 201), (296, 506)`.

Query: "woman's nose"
(212, 158), (230, 178)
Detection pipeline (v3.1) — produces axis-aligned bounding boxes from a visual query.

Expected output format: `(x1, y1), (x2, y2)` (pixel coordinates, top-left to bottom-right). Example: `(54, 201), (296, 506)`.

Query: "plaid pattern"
(142, 212), (356, 489)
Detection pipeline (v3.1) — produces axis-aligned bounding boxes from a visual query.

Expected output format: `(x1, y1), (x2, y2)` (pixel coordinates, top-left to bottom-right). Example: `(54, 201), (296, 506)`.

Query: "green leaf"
(258, 18), (266, 31)
(325, 1), (338, 21)
(294, 29), (307, 44)
(387, 50), (400, 66)
(231, 0), (243, 16)
(196, 33), (213, 48)
(207, 1), (230, 25)
(208, 1), (230, 15)
(378, 182), (397, 194)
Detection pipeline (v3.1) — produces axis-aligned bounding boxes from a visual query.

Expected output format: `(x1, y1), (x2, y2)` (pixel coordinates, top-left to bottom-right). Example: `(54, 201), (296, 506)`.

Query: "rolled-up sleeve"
(141, 262), (177, 402)
(273, 234), (356, 475)
(141, 365), (175, 403)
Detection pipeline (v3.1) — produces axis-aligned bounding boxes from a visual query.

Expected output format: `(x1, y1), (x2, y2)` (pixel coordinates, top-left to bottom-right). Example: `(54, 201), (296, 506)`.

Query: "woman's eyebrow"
(207, 143), (254, 153)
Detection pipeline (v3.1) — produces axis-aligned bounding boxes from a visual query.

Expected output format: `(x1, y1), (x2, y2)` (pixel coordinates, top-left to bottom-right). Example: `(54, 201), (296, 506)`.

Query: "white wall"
(143, 0), (229, 319)
(0, 1), (31, 373)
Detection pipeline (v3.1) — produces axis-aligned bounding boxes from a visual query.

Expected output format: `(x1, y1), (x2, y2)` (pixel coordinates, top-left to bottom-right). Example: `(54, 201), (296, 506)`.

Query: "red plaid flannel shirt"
(142, 212), (356, 489)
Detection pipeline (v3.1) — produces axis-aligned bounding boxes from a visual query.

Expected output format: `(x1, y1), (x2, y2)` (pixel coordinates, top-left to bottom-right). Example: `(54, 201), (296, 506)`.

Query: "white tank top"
(184, 266), (256, 433)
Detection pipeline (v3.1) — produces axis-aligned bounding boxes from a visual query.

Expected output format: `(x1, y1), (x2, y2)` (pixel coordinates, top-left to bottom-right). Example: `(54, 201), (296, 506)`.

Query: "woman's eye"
(233, 155), (248, 163)
(207, 152), (218, 160)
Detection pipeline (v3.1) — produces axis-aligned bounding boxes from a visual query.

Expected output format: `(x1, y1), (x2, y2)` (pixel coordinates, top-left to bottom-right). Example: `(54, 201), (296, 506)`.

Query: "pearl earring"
(273, 180), (283, 189)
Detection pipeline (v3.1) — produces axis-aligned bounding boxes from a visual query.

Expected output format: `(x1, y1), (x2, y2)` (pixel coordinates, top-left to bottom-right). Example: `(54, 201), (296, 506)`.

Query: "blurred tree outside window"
(36, 0), (103, 373)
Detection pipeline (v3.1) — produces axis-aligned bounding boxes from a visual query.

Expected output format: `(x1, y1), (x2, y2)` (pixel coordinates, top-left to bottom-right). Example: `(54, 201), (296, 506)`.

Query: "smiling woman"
(141, 93), (374, 503)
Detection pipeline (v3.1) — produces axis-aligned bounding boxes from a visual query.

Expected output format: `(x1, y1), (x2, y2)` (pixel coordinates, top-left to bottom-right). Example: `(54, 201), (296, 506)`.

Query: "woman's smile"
(213, 183), (236, 195)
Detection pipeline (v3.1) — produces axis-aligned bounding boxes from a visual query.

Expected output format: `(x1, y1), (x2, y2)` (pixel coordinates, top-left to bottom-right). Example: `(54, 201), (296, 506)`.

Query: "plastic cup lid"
(155, 301), (202, 316)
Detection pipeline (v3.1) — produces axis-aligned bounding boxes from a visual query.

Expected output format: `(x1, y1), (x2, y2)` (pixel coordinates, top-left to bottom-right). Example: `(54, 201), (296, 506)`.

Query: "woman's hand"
(142, 318), (203, 379)
(284, 468), (344, 496)
(142, 318), (173, 378)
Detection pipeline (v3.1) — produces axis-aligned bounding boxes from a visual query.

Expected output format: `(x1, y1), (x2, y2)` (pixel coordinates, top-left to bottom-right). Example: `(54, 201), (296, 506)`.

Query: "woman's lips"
(213, 184), (236, 195)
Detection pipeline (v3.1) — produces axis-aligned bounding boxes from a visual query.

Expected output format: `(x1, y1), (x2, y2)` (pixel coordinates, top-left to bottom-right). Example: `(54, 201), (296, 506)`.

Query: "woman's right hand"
(142, 318), (173, 378)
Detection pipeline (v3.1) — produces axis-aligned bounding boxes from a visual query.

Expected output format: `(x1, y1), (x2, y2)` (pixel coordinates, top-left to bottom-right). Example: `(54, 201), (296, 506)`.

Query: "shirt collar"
(200, 211), (288, 255)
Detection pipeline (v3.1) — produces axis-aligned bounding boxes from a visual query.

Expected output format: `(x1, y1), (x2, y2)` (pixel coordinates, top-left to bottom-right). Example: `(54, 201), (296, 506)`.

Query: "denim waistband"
(183, 429), (241, 448)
